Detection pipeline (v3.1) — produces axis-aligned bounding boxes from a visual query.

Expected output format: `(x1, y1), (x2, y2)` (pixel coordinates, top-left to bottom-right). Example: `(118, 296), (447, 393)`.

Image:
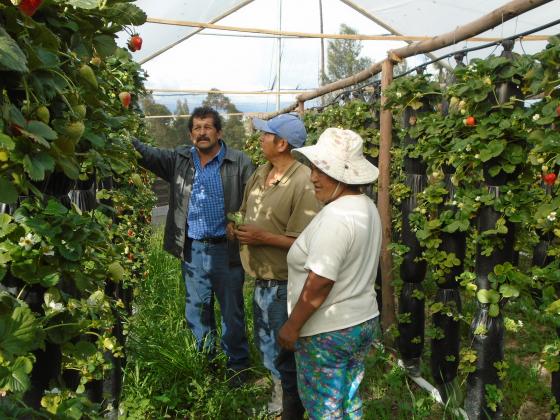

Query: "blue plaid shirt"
(187, 143), (227, 239)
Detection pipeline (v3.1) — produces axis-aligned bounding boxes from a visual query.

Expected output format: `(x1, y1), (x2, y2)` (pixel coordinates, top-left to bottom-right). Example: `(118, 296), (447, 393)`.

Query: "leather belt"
(255, 279), (286, 288)
(190, 236), (227, 244)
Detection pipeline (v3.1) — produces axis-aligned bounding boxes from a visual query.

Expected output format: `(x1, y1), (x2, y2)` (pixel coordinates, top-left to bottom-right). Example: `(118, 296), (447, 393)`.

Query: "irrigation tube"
(396, 359), (469, 420)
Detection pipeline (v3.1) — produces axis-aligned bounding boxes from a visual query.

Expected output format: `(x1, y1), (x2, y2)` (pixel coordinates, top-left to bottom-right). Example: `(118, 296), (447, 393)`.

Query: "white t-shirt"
(287, 194), (381, 337)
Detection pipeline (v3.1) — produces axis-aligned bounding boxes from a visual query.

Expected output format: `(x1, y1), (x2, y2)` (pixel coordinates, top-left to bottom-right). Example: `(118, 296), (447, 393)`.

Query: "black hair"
(272, 134), (295, 151)
(188, 107), (222, 132)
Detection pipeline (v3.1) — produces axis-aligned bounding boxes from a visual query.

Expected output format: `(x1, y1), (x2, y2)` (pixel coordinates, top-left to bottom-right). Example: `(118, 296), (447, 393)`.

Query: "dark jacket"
(133, 139), (255, 265)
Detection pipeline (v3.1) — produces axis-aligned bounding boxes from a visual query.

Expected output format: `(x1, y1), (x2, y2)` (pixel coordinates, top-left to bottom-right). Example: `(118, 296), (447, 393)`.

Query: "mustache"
(196, 136), (210, 142)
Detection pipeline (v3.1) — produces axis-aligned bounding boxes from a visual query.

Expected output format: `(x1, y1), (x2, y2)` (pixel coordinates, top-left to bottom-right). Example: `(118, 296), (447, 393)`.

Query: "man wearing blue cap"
(235, 113), (320, 418)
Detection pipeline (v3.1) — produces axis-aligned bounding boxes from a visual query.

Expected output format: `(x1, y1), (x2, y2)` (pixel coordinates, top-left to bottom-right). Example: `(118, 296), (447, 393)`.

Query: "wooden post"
(378, 58), (396, 332)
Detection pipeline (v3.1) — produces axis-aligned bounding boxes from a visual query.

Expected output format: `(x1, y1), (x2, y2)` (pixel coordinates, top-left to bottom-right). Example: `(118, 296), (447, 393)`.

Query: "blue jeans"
(182, 239), (250, 370)
(253, 282), (298, 395)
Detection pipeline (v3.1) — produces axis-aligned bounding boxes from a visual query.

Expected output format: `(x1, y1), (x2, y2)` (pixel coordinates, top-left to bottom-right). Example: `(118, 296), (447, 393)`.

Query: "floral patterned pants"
(294, 317), (379, 419)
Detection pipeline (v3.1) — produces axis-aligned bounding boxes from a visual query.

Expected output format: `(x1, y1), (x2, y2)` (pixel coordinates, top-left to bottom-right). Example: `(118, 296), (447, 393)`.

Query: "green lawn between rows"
(119, 228), (552, 419)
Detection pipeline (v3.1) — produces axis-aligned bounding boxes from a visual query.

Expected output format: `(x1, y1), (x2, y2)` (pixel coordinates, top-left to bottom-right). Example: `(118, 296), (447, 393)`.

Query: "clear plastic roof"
(120, 0), (560, 112)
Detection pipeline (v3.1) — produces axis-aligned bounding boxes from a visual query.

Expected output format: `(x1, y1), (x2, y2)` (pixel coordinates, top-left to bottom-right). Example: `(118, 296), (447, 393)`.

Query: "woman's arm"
(278, 271), (334, 351)
(234, 224), (296, 249)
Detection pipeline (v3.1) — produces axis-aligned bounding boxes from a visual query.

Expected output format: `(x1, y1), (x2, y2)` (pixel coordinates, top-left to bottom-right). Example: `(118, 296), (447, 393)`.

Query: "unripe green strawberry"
(78, 64), (98, 88)
(107, 261), (125, 282)
(131, 173), (143, 187)
(36, 106), (50, 124)
(72, 104), (87, 119)
(54, 137), (75, 154)
(62, 121), (85, 142)
(66, 93), (80, 106)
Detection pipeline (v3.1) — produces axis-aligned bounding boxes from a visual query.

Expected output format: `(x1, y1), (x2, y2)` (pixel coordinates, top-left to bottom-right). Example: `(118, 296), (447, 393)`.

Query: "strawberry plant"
(0, 0), (155, 416)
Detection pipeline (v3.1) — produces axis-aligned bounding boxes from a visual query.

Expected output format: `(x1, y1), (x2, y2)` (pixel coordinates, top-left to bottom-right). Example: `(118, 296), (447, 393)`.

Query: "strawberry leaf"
(22, 152), (55, 181)
(0, 356), (33, 393)
(93, 34), (117, 58)
(0, 133), (15, 150)
(66, 0), (101, 9)
(0, 27), (28, 72)
(0, 176), (18, 204)
(26, 120), (57, 140)
(0, 303), (43, 358)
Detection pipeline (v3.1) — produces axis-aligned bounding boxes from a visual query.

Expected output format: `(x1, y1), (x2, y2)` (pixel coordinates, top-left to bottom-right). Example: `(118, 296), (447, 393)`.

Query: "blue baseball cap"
(252, 113), (307, 148)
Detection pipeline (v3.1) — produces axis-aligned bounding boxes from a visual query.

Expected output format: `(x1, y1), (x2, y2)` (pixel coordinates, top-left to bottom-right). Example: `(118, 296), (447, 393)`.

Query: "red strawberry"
(464, 116), (476, 126)
(119, 91), (131, 109)
(127, 229), (134, 237)
(19, 0), (43, 16)
(556, 105), (560, 117)
(127, 35), (143, 52)
(543, 172), (557, 186)
(10, 123), (23, 136)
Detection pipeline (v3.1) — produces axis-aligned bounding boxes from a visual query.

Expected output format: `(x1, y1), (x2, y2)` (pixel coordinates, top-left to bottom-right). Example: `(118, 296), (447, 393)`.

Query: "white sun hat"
(292, 127), (379, 185)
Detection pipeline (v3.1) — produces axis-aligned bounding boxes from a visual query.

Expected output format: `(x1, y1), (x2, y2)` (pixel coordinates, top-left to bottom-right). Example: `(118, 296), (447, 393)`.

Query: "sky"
(121, 0), (414, 113)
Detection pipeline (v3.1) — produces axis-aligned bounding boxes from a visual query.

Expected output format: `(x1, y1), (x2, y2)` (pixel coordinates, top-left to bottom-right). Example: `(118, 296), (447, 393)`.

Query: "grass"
(121, 227), (554, 419)
(120, 228), (269, 419)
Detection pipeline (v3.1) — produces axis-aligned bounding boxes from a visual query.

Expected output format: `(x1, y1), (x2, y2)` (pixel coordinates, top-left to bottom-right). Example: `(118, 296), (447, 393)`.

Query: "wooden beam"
(145, 17), (552, 42)
(338, 0), (452, 72)
(147, 88), (314, 95)
(378, 59), (396, 332)
(264, 0), (550, 117)
(390, 0), (554, 58)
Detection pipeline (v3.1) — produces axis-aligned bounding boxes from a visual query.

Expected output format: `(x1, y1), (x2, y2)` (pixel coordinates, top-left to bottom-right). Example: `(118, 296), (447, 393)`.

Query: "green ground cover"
(121, 228), (552, 419)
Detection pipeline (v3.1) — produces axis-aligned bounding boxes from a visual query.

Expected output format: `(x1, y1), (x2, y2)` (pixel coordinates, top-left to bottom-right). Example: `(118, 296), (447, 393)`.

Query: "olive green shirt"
(239, 161), (320, 281)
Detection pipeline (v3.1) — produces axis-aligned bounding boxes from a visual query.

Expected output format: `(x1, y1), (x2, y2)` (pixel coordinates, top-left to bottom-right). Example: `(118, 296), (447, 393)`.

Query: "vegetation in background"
(325, 24), (372, 83)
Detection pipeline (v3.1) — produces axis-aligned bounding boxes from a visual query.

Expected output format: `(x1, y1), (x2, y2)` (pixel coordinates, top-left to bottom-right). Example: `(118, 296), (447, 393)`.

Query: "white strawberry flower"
(18, 233), (39, 251)
(47, 300), (65, 313)
(547, 211), (557, 222)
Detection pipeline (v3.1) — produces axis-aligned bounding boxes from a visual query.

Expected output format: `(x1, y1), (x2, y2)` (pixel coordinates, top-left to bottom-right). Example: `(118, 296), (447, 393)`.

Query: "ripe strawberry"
(556, 105), (560, 117)
(19, 0), (43, 17)
(10, 123), (23, 136)
(127, 35), (143, 52)
(464, 116), (476, 126)
(127, 229), (134, 237)
(119, 91), (132, 109)
(543, 172), (557, 186)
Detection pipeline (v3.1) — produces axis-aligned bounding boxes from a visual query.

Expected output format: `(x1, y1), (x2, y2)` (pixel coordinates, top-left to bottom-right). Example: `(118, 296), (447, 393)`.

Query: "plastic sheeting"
(129, 0), (560, 62)
(346, 0), (560, 60)
(128, 0), (251, 63)
(120, 0), (560, 107)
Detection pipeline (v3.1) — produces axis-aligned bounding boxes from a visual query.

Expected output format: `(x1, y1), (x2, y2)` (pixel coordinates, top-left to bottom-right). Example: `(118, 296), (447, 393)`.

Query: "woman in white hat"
(278, 127), (382, 419)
